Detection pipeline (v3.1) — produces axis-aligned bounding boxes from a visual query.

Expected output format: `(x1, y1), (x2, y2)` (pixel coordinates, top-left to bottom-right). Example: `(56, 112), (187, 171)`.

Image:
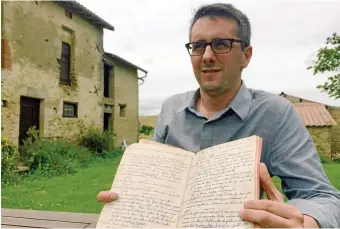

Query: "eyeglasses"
(185, 38), (248, 56)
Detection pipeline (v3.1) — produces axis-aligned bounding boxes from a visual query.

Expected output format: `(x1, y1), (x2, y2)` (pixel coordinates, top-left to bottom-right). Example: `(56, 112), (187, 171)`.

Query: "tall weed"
(78, 127), (115, 155)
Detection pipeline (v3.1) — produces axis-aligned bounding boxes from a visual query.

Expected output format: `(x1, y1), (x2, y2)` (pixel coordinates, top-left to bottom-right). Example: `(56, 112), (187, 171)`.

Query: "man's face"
(190, 16), (251, 95)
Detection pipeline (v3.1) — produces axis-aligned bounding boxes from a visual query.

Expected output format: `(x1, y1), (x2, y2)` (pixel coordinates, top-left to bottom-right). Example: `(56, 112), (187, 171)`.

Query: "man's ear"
(241, 45), (252, 68)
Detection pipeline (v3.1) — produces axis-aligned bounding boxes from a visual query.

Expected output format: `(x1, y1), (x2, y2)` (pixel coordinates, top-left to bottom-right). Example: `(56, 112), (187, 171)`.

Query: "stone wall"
(1, 1), (105, 146)
(307, 126), (332, 158)
(328, 106), (340, 159)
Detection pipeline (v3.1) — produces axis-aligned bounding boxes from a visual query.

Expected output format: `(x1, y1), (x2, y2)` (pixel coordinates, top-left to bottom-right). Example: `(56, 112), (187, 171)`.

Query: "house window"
(60, 42), (71, 84)
(119, 104), (126, 117)
(2, 100), (8, 107)
(104, 64), (112, 98)
(63, 102), (77, 118)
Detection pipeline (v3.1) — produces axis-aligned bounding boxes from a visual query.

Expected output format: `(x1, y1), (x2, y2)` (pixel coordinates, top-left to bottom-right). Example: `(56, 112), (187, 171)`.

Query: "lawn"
(2, 157), (339, 214)
(1, 157), (122, 214)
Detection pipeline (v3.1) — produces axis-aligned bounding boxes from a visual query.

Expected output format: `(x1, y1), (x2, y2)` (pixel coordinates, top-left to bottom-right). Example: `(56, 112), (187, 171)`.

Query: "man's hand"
(96, 191), (118, 202)
(239, 163), (319, 228)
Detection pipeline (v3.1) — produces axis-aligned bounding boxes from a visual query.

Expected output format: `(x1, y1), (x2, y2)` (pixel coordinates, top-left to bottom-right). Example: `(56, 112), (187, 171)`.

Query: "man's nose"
(202, 45), (216, 63)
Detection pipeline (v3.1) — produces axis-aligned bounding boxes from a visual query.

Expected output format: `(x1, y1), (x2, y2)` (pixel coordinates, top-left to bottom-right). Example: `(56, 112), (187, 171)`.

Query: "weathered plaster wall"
(109, 60), (139, 145)
(1, 1), (105, 146)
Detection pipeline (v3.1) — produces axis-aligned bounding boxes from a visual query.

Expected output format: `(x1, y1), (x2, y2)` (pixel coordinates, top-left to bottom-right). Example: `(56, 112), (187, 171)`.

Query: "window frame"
(60, 41), (71, 85)
(62, 101), (78, 118)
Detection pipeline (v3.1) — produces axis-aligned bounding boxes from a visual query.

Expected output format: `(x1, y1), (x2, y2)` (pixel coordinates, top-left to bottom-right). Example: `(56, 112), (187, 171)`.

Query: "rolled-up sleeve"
(267, 102), (340, 228)
(288, 198), (340, 228)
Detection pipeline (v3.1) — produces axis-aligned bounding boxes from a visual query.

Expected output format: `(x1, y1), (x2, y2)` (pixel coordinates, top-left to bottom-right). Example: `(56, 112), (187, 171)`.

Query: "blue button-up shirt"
(152, 82), (340, 228)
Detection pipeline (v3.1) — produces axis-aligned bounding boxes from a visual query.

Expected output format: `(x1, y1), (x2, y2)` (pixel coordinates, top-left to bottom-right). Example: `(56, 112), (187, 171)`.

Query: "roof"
(280, 91), (340, 107)
(54, 1), (114, 31)
(103, 52), (147, 73)
(293, 103), (337, 127)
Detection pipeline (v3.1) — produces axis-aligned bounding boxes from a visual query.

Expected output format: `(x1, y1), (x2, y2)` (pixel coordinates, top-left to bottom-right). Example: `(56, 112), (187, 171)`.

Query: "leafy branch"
(307, 33), (340, 99)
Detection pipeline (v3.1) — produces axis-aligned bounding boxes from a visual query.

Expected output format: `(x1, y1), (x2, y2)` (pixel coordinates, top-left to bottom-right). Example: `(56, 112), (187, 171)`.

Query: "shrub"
(23, 139), (92, 177)
(1, 136), (20, 184)
(20, 126), (40, 161)
(20, 128), (92, 177)
(78, 127), (115, 155)
(318, 152), (331, 164)
(140, 125), (154, 135)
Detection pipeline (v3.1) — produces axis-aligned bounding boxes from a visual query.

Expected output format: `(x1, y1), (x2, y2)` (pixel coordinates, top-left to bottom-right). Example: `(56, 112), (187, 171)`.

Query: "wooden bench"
(1, 208), (99, 228)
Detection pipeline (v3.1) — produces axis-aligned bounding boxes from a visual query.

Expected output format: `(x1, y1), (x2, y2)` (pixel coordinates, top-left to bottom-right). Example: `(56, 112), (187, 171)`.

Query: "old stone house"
(280, 92), (340, 159)
(1, 1), (147, 147)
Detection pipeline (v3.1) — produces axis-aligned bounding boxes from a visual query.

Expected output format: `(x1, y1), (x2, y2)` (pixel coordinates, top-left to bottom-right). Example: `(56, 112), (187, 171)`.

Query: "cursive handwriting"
(96, 143), (193, 228)
(178, 137), (258, 228)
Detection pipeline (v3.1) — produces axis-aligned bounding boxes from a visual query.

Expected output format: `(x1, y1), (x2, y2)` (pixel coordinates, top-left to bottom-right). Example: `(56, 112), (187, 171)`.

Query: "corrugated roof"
(54, 1), (115, 31)
(293, 103), (337, 127)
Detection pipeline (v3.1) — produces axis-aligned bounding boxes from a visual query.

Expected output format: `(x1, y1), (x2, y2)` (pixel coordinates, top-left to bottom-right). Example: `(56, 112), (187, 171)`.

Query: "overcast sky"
(79, 0), (340, 115)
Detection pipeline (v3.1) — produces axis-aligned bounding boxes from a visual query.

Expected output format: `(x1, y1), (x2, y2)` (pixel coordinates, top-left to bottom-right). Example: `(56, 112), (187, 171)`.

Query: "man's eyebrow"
(192, 37), (227, 42)
(191, 39), (206, 42)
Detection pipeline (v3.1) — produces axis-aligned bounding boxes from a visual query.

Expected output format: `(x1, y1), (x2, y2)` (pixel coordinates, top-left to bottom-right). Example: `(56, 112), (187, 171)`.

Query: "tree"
(307, 33), (340, 99)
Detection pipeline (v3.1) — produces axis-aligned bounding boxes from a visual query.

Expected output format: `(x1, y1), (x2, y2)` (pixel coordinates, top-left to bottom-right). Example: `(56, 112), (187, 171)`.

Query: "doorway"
(19, 97), (40, 146)
(103, 112), (112, 131)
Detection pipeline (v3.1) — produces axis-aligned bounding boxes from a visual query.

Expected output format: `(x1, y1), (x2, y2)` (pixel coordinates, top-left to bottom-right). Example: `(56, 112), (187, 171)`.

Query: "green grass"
(322, 163), (340, 190)
(1, 156), (122, 213)
(2, 157), (339, 213)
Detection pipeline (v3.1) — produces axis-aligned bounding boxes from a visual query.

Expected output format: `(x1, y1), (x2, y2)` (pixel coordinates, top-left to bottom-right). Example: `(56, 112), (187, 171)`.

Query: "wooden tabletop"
(1, 208), (99, 228)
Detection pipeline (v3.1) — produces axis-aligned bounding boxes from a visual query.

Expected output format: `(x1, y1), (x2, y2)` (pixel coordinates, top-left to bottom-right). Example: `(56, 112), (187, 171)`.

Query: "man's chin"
(201, 85), (225, 95)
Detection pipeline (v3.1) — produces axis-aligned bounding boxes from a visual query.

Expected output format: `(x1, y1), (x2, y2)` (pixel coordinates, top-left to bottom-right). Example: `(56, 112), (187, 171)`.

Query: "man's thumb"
(96, 191), (118, 202)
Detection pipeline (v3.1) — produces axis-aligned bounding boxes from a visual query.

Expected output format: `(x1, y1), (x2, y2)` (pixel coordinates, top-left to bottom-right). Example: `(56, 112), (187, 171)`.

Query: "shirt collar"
(228, 81), (252, 121)
(176, 81), (252, 121)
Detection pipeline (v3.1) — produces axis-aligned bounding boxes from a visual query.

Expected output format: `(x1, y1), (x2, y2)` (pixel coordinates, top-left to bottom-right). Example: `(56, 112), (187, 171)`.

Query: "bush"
(78, 127), (115, 155)
(332, 154), (340, 163)
(140, 125), (154, 135)
(1, 136), (20, 184)
(20, 128), (92, 177)
(319, 152), (331, 164)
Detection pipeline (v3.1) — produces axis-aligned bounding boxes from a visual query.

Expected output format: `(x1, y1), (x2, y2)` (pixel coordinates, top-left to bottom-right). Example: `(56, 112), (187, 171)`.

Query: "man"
(97, 3), (340, 228)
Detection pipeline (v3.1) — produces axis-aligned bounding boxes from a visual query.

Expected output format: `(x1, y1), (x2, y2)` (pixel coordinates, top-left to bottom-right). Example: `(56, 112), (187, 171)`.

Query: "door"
(19, 97), (40, 146)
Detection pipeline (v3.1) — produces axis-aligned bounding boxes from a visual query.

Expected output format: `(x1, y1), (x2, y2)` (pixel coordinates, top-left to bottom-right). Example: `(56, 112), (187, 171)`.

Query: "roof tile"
(293, 103), (337, 127)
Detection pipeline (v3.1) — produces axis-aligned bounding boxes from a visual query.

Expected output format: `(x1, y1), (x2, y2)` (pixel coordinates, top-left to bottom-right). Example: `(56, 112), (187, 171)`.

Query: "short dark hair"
(189, 3), (251, 48)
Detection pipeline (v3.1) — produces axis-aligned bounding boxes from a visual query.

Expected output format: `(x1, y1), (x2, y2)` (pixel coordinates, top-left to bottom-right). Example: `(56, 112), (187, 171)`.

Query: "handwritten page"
(178, 136), (261, 228)
(96, 143), (194, 228)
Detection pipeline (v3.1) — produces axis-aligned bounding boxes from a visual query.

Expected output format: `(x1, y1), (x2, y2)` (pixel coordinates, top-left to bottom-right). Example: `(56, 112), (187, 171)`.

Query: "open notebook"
(96, 135), (262, 228)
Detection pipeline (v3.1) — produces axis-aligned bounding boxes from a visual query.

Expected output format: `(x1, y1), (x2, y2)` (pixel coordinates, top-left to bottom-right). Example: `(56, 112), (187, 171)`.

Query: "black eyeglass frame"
(185, 38), (248, 56)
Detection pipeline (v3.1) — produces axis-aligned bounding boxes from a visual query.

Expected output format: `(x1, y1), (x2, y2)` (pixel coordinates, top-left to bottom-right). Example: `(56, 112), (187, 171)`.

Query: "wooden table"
(1, 208), (99, 228)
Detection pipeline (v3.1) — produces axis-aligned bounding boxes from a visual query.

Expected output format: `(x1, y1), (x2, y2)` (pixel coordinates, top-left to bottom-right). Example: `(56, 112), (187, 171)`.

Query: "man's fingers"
(96, 191), (118, 202)
(240, 208), (294, 228)
(243, 199), (303, 220)
(260, 163), (284, 202)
